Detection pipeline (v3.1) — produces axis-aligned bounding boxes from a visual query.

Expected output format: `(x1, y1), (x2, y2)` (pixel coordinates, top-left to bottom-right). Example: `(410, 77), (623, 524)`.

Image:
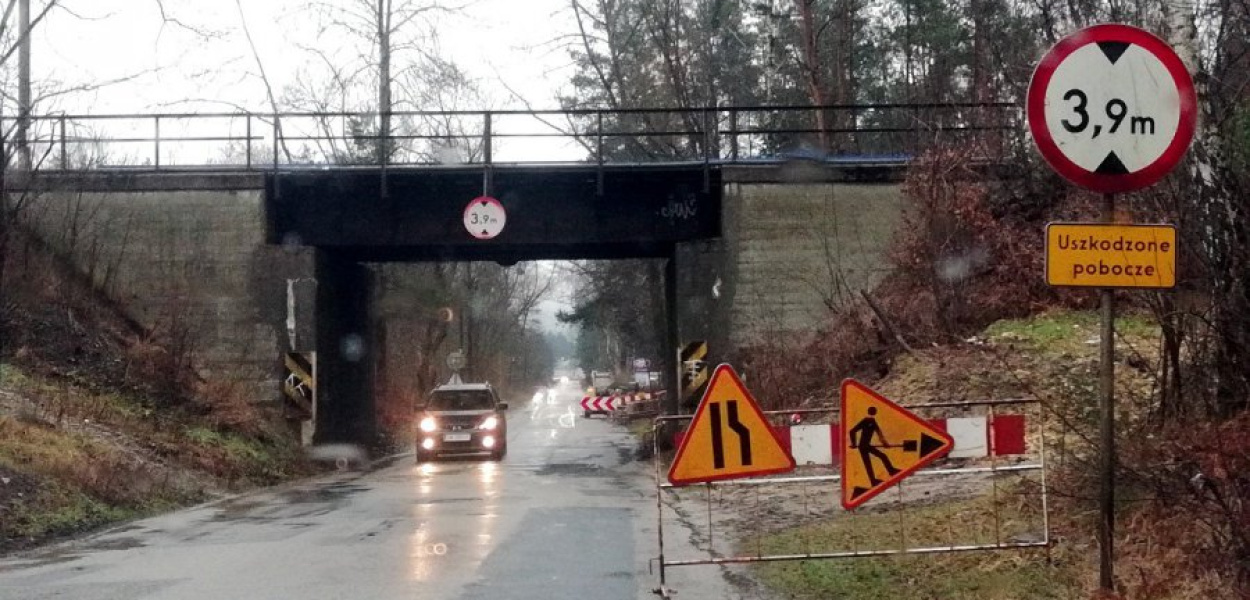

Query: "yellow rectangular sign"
(1046, 223), (1176, 288)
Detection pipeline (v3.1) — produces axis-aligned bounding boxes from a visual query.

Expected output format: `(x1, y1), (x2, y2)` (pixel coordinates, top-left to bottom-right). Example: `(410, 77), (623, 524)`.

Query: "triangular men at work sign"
(840, 379), (954, 509)
(668, 364), (796, 485)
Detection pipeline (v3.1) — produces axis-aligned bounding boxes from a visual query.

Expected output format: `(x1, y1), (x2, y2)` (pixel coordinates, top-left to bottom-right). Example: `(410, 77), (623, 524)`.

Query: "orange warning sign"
(1046, 223), (1176, 288)
(668, 365), (795, 485)
(840, 379), (953, 509)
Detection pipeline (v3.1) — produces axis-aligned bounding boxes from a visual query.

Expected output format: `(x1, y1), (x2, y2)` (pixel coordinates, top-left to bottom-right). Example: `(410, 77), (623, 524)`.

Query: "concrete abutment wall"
(675, 166), (906, 365)
(18, 174), (303, 393)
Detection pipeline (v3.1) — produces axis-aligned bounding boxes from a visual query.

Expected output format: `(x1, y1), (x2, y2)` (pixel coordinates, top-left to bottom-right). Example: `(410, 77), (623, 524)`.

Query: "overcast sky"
(19, 0), (591, 164)
(31, 0), (577, 114)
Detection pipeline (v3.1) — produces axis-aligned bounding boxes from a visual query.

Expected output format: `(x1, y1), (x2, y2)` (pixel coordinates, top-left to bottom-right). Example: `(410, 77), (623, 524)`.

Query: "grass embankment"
(752, 494), (1073, 600)
(0, 363), (307, 550)
(747, 310), (1164, 599)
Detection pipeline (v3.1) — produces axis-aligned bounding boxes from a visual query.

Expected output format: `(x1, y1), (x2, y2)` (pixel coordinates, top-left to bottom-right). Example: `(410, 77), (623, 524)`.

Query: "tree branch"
(234, 0), (292, 162)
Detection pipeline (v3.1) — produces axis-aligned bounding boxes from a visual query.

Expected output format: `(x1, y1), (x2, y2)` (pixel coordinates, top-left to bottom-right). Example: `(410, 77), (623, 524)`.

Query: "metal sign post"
(1027, 24), (1196, 592)
(1097, 193), (1117, 590)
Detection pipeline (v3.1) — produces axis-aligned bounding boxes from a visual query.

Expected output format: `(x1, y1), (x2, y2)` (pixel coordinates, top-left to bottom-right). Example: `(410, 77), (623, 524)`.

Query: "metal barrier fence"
(650, 398), (1049, 596)
(0, 103), (1020, 171)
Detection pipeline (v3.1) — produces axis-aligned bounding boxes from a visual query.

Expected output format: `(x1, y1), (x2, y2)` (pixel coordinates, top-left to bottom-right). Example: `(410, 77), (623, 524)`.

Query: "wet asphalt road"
(0, 384), (737, 600)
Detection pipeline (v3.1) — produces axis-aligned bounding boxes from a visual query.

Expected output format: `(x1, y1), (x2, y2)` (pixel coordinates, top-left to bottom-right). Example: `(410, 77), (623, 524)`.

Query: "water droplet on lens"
(435, 143), (465, 165)
(282, 231), (303, 253)
(778, 145), (827, 182)
(936, 247), (990, 283)
(341, 334), (364, 362)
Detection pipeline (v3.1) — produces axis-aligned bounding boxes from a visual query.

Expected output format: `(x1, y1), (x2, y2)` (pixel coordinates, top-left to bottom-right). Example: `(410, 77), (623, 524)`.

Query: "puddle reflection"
(478, 462), (497, 487)
(528, 403), (579, 429)
(408, 528), (441, 581)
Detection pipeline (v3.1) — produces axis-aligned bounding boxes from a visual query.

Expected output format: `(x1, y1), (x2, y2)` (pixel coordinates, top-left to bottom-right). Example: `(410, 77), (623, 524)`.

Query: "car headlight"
(479, 416), (498, 430)
(419, 416), (437, 432)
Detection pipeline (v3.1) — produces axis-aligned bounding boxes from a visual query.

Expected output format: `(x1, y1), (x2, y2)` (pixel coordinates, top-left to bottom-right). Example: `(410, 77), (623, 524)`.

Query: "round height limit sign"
(464, 196), (506, 240)
(1027, 24), (1196, 193)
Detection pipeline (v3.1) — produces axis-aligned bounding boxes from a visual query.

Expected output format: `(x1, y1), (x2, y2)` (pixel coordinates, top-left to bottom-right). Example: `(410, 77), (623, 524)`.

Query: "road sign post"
(447, 350), (466, 385)
(1097, 194), (1117, 591)
(1027, 23), (1195, 592)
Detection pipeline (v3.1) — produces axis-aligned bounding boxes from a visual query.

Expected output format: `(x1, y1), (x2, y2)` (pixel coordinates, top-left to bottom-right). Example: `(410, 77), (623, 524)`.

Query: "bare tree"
(304, 0), (460, 161)
(233, 0), (292, 162)
(395, 55), (491, 163)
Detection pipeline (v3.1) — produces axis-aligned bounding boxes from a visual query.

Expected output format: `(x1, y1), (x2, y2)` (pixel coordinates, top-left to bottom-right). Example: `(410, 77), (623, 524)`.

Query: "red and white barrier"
(582, 393), (657, 412)
(581, 396), (617, 411)
(674, 415), (1029, 466)
(790, 425), (835, 465)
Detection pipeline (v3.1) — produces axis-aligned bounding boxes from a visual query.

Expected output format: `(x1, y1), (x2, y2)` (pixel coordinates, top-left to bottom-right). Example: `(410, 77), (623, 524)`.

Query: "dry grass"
(193, 378), (269, 436)
(0, 363), (309, 550)
(749, 493), (1074, 600)
(0, 416), (180, 507)
(0, 230), (312, 551)
(0, 414), (190, 545)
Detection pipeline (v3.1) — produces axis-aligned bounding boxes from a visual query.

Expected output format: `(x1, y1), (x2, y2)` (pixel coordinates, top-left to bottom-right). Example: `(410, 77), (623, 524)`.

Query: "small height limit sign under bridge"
(840, 379), (954, 509)
(464, 196), (506, 240)
(668, 364), (795, 485)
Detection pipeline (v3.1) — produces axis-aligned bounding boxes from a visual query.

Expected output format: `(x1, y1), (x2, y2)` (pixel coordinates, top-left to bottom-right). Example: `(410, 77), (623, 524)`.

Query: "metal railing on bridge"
(0, 103), (1020, 173)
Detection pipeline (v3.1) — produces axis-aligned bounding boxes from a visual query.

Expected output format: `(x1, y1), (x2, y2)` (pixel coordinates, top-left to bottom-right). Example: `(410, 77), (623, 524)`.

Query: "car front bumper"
(418, 430), (501, 455)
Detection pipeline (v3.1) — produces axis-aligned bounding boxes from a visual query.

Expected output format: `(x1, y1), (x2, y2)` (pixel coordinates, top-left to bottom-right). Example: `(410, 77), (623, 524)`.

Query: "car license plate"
(443, 433), (471, 442)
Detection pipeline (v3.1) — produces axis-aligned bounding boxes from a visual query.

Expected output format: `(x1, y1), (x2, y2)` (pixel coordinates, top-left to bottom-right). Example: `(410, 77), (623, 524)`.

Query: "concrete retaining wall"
(722, 180), (904, 348)
(676, 169), (906, 360)
(17, 174), (307, 393)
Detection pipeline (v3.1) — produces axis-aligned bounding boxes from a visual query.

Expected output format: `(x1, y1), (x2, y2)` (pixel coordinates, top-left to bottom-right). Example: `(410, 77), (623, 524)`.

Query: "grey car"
(416, 383), (509, 461)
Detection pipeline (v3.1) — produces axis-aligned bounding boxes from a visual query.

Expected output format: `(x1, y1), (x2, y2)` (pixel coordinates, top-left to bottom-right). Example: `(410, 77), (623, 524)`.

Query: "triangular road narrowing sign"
(840, 379), (954, 509)
(668, 364), (795, 485)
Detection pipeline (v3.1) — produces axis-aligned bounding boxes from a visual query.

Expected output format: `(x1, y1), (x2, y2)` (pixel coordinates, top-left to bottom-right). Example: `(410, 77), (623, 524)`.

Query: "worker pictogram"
(849, 407), (902, 485)
(668, 364), (795, 485)
(840, 379), (953, 509)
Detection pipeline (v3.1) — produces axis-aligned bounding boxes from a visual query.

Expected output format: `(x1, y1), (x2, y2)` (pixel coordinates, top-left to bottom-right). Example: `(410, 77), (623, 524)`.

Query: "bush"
(732, 146), (1071, 410)
(193, 378), (274, 438)
(1114, 412), (1250, 595)
(889, 146), (1069, 339)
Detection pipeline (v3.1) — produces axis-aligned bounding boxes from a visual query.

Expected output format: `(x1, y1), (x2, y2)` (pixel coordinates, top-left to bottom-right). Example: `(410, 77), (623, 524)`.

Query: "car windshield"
(427, 390), (495, 411)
